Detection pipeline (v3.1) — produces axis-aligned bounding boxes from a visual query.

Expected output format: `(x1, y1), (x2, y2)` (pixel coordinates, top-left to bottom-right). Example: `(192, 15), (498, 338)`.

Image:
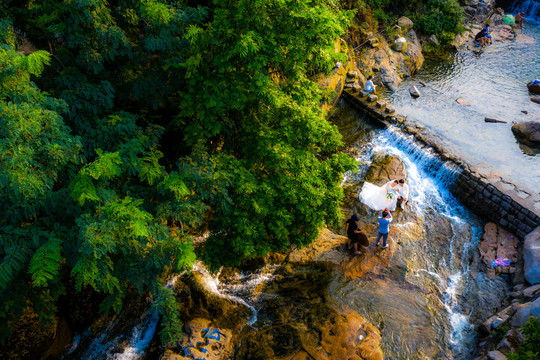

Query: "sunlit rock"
(511, 121), (540, 147)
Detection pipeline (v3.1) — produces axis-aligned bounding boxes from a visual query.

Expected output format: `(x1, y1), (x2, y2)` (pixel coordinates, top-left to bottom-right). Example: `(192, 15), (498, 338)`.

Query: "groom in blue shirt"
(376, 209), (392, 249)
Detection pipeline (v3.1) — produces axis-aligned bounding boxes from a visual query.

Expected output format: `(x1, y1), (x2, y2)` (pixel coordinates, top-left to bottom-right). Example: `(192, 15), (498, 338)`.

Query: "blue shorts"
(365, 88), (374, 92)
(486, 34), (492, 38)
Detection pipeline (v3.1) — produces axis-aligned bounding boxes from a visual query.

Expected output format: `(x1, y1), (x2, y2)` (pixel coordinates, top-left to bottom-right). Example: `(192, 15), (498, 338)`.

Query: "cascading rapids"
(511, 0), (540, 20)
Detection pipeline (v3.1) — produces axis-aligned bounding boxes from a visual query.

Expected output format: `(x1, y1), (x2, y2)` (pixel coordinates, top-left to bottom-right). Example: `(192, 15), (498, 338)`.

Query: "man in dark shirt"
(345, 213), (368, 255)
(475, 29), (487, 47)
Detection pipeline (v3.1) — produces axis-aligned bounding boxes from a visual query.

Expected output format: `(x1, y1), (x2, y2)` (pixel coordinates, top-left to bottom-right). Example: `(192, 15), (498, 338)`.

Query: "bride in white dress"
(359, 180), (400, 211)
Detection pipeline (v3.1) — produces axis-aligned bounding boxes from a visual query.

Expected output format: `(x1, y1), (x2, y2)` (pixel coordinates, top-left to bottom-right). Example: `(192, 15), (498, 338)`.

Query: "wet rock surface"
(478, 222), (518, 276)
(233, 263), (384, 360)
(364, 153), (407, 186)
(523, 227), (540, 285)
(511, 120), (540, 147)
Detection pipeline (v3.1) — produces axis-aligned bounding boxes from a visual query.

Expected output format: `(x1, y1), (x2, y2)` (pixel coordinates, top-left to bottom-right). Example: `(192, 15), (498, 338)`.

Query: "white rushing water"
(511, 0), (540, 18)
(191, 262), (279, 326)
(365, 127), (483, 357)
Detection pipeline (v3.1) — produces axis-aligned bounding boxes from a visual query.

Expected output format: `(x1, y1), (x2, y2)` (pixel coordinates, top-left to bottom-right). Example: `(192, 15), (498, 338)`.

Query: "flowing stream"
(386, 2), (540, 190)
(336, 123), (507, 359)
(65, 113), (511, 360)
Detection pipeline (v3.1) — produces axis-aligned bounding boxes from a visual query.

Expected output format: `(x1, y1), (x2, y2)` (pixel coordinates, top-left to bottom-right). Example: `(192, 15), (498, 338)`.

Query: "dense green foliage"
(0, 0), (355, 345)
(507, 316), (540, 360)
(349, 0), (464, 45)
(412, 0), (464, 45)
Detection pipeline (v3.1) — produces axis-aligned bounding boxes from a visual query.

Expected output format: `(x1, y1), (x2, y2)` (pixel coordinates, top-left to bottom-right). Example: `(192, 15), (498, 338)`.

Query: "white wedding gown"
(359, 180), (399, 211)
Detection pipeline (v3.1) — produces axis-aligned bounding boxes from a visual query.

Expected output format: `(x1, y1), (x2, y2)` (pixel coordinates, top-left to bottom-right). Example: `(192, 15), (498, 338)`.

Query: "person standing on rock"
(375, 209), (392, 249)
(345, 213), (367, 255)
(397, 179), (409, 209)
(515, 12), (528, 29)
(364, 75), (377, 94)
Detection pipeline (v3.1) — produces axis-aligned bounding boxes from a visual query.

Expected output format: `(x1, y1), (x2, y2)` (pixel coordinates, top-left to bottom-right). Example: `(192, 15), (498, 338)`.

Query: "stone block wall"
(452, 169), (540, 239)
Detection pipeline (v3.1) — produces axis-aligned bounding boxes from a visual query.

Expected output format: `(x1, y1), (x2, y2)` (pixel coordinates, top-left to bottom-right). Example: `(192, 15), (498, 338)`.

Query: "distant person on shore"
(345, 213), (368, 255)
(397, 178), (409, 209)
(516, 12), (528, 28)
(365, 75), (377, 94)
(475, 28), (487, 47)
(482, 24), (492, 45)
(375, 209), (392, 249)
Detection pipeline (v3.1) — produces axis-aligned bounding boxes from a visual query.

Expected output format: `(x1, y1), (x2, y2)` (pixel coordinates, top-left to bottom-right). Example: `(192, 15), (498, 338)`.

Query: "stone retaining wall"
(341, 88), (540, 240)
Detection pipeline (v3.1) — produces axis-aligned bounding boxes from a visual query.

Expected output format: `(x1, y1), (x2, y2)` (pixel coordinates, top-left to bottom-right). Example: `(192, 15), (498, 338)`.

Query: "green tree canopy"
(0, 0), (356, 346)
(177, 0), (355, 267)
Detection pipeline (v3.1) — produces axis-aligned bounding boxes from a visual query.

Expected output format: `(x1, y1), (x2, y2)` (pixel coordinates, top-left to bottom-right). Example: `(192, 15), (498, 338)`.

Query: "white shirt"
(398, 183), (409, 199)
(365, 79), (375, 91)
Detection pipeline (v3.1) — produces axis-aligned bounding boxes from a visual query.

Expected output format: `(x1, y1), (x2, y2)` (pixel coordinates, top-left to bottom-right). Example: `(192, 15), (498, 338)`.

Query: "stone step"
(367, 94), (378, 102)
(376, 100), (386, 109)
(385, 105), (396, 114)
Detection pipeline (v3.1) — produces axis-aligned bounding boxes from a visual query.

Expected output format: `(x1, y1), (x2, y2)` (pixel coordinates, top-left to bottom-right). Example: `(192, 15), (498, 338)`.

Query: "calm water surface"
(387, 23), (540, 190)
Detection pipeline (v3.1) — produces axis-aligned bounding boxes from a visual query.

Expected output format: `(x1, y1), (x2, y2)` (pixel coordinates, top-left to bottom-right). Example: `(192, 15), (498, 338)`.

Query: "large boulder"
(378, 62), (402, 91)
(524, 227), (540, 285)
(511, 296), (540, 327)
(512, 120), (540, 147)
(403, 42), (424, 73)
(406, 29), (422, 49)
(365, 153), (407, 186)
(392, 37), (407, 52)
(397, 16), (414, 32)
(474, 0), (497, 20)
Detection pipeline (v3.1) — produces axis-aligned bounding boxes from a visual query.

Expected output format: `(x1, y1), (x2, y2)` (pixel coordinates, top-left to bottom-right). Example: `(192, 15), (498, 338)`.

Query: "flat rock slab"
(485, 116), (507, 123)
(376, 100), (386, 108)
(531, 97), (540, 104)
(456, 97), (469, 105)
(487, 350), (507, 360)
(385, 105), (396, 114)
(367, 94), (378, 102)
(523, 284), (540, 298)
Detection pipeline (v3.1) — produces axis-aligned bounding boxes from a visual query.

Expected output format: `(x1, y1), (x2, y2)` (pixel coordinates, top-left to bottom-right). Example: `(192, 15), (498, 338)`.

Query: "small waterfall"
(68, 311), (160, 360)
(364, 127), (464, 222)
(66, 275), (185, 360)
(511, 0), (540, 20)
(192, 262), (278, 326)
(364, 127), (483, 358)
(377, 127), (461, 188)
